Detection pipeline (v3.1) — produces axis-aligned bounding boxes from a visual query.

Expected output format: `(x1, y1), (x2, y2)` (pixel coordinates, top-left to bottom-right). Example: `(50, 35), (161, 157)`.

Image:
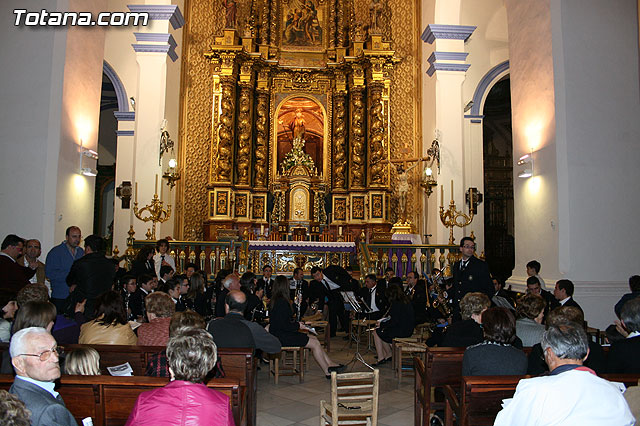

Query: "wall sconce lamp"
(162, 158), (181, 189)
(517, 153), (533, 178)
(420, 137), (441, 197)
(80, 146), (98, 177)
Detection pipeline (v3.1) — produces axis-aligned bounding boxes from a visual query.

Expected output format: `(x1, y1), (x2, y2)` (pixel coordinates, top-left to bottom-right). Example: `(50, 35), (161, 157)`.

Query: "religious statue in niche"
(369, 0), (384, 32)
(282, 0), (324, 47)
(395, 162), (418, 222)
(222, 0), (237, 29)
(277, 97), (324, 173)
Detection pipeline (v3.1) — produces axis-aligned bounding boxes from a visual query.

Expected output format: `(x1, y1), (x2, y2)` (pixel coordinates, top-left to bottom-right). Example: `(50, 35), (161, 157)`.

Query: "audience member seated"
(129, 274), (155, 321)
(157, 265), (175, 287)
(553, 279), (583, 312)
(121, 275), (138, 321)
(515, 293), (546, 346)
(269, 275), (343, 378)
(440, 292), (490, 347)
(526, 259), (547, 289)
(526, 276), (558, 318)
(607, 297), (640, 373)
(491, 276), (515, 309)
(64, 347), (100, 375)
(9, 327), (77, 426)
(79, 291), (137, 345)
(1, 293), (18, 342)
(207, 290), (281, 354)
(129, 246), (155, 280)
(527, 306), (605, 375)
(494, 322), (634, 426)
(126, 328), (235, 426)
(16, 284), (86, 345)
(462, 307), (527, 375)
(372, 284), (415, 366)
(185, 272), (209, 317)
(615, 275), (640, 319)
(0, 389), (32, 425)
(13, 301), (56, 335)
(137, 292), (175, 346)
(146, 310), (224, 378)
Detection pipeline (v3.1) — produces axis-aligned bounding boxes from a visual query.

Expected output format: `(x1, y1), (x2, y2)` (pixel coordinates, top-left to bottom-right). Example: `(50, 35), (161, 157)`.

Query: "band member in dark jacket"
(452, 237), (493, 319)
(372, 284), (414, 366)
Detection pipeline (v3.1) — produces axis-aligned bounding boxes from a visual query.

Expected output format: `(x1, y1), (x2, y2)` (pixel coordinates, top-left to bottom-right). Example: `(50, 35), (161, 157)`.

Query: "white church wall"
(550, 0), (640, 328)
(505, 0), (561, 295)
(460, 0), (509, 252)
(55, 0), (107, 244)
(0, 0), (105, 254)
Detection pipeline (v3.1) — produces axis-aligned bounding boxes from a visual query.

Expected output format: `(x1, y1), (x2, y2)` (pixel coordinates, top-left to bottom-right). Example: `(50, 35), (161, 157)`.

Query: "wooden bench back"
(457, 375), (524, 426)
(0, 374), (241, 426)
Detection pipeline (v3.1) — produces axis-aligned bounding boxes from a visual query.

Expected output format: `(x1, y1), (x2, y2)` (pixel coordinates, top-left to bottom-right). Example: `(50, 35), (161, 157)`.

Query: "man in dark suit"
(261, 265), (275, 299)
(9, 327), (77, 426)
(359, 273), (388, 321)
(378, 266), (394, 289)
(290, 267), (309, 318)
(451, 237), (493, 317)
(0, 234), (36, 295)
(406, 271), (428, 325)
(526, 276), (558, 317)
(311, 265), (350, 336)
(129, 273), (155, 321)
(614, 275), (640, 319)
(607, 297), (640, 373)
(553, 279), (583, 312)
(207, 290), (281, 354)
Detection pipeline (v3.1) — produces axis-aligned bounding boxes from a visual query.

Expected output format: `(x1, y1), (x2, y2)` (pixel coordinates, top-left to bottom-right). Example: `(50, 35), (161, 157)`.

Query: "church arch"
(102, 60), (129, 112)
(469, 60), (510, 117)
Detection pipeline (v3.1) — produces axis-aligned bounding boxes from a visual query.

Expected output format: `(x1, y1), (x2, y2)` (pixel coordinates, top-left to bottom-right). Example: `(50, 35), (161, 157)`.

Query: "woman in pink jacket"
(126, 327), (235, 426)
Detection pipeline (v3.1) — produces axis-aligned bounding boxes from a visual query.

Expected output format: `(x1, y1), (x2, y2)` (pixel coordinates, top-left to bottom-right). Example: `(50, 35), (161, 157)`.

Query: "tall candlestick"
(450, 180), (454, 202)
(440, 185), (444, 206)
(155, 175), (158, 195)
(260, 224), (264, 235)
(135, 182), (138, 203)
(160, 176), (164, 201)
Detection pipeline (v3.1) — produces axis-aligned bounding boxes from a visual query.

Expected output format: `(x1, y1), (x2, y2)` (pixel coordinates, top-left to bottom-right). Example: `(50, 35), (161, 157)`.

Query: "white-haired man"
(214, 273), (241, 318)
(9, 327), (77, 426)
(494, 322), (634, 425)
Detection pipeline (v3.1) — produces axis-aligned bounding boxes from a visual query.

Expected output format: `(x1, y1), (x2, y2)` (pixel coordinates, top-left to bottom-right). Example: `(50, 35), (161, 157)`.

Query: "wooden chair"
(320, 369), (380, 426)
(350, 319), (377, 349)
(270, 346), (305, 384)
(392, 338), (426, 382)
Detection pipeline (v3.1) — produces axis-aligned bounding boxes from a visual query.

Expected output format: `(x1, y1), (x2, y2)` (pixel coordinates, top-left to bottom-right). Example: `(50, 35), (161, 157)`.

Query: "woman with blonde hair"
(65, 347), (101, 375)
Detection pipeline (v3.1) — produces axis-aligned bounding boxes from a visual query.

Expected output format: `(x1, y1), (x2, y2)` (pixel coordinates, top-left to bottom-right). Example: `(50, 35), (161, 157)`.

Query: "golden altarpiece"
(175, 0), (424, 242)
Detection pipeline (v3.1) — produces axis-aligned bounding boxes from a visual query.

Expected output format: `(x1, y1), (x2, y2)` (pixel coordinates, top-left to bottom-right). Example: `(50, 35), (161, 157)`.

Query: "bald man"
(207, 290), (281, 354)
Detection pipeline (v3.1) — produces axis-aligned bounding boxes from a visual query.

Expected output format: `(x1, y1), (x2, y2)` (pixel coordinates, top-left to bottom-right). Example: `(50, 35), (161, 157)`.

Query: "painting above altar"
(281, 0), (326, 50)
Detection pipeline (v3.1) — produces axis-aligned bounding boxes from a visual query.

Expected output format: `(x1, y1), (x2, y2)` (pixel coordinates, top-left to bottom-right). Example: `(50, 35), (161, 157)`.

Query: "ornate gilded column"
(349, 64), (366, 189)
(254, 71), (270, 189)
(367, 81), (386, 186)
(214, 75), (236, 184)
(236, 62), (254, 186)
(333, 73), (348, 190)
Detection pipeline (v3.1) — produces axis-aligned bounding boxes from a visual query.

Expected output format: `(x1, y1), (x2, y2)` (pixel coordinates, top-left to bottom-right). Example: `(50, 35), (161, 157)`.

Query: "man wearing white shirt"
(311, 266), (349, 337)
(554, 279), (583, 312)
(9, 327), (77, 426)
(360, 274), (387, 321)
(494, 323), (634, 426)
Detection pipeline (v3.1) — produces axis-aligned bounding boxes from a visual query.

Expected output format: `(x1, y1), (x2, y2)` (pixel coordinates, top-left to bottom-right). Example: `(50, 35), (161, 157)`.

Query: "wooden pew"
(60, 344), (256, 426)
(413, 348), (466, 426)
(442, 373), (640, 426)
(0, 374), (241, 426)
(443, 375), (525, 426)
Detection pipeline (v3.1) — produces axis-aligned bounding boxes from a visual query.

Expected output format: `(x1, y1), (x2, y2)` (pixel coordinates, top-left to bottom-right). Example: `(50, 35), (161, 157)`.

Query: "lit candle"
(135, 182), (138, 203)
(260, 224), (264, 235)
(155, 175), (158, 195)
(450, 180), (454, 202)
(339, 226), (343, 235)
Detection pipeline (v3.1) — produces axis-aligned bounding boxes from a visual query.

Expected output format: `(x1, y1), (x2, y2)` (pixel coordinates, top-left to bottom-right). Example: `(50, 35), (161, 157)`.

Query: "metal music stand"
(340, 291), (374, 370)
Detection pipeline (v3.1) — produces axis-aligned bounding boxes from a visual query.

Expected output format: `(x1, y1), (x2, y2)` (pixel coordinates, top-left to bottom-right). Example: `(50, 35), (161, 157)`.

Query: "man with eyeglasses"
(9, 327), (77, 425)
(451, 237), (493, 320)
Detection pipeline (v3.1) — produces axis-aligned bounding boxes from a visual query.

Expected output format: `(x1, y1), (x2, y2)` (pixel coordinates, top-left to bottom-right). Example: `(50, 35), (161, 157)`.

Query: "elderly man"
(214, 273), (241, 318)
(0, 234), (37, 294)
(9, 327), (77, 426)
(494, 322), (634, 425)
(45, 226), (84, 313)
(207, 290), (281, 353)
